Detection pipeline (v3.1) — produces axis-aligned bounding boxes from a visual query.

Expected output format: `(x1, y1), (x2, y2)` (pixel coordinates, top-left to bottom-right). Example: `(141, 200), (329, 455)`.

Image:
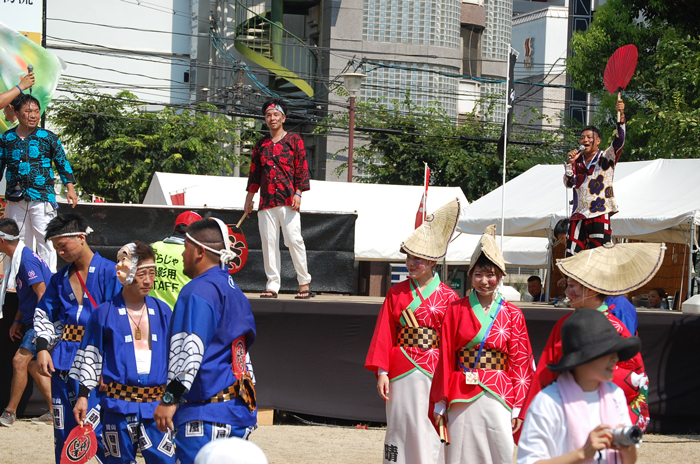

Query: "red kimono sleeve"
(609, 319), (650, 430)
(428, 299), (462, 432)
(505, 304), (535, 413)
(365, 290), (399, 375)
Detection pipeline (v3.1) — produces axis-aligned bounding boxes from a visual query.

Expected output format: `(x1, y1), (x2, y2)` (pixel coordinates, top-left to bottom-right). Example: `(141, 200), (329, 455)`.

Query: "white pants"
(445, 393), (514, 464)
(6, 200), (57, 272)
(258, 205), (311, 293)
(384, 370), (443, 464)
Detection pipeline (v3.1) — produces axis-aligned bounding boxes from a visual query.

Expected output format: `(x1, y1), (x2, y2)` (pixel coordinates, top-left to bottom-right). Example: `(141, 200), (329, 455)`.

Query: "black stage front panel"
(66, 204), (356, 294)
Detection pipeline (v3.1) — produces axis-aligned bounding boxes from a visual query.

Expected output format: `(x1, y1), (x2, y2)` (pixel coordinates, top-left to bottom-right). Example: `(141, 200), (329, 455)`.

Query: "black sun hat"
(547, 308), (641, 373)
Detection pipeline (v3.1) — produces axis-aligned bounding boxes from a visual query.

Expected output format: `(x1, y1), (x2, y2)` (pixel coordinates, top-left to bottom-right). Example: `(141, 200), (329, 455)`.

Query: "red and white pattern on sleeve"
(477, 302), (535, 409)
(365, 280), (459, 380)
(404, 284), (460, 375)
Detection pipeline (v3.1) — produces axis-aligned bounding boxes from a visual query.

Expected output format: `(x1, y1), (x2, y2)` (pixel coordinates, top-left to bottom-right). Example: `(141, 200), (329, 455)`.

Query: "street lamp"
(339, 72), (366, 182)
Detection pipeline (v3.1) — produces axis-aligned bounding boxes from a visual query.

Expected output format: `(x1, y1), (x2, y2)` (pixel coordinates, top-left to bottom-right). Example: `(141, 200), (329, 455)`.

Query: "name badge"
(465, 371), (479, 385)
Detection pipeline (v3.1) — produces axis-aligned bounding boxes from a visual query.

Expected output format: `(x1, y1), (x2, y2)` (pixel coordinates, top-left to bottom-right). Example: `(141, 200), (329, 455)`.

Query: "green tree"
(625, 0), (700, 37)
(48, 84), (252, 203)
(316, 93), (577, 200)
(567, 0), (700, 159)
(632, 37), (700, 158)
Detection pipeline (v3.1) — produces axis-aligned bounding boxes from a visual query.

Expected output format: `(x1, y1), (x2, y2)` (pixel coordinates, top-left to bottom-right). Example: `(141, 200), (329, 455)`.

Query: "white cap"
(194, 437), (268, 464)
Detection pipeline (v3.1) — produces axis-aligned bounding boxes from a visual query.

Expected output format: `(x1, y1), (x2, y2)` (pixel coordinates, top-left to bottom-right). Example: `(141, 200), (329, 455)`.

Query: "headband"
(185, 217), (237, 270)
(47, 227), (94, 241)
(0, 231), (20, 241)
(263, 103), (285, 115)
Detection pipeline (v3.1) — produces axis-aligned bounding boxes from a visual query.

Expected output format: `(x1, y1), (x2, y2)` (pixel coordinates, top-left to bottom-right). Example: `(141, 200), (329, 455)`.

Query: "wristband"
(13, 320), (21, 324)
(78, 384), (90, 398)
(16, 85), (23, 94)
(36, 337), (49, 352)
(164, 379), (187, 403)
(294, 193), (302, 198)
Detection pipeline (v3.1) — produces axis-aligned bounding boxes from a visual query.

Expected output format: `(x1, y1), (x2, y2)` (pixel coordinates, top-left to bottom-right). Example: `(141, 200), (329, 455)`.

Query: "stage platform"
(5, 295), (699, 434)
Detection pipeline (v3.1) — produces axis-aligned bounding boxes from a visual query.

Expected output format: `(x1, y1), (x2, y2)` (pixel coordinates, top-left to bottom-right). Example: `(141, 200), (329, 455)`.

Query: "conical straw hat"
(556, 242), (665, 295)
(468, 224), (507, 276)
(400, 198), (461, 261)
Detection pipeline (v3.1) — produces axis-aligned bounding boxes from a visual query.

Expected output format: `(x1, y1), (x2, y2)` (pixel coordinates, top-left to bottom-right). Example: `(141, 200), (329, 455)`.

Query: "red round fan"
(227, 213), (248, 274)
(61, 424), (98, 464)
(604, 44), (638, 121)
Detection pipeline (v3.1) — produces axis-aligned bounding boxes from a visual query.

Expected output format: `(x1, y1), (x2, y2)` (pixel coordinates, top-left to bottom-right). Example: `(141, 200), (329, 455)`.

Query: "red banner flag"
(415, 165), (430, 228)
(170, 192), (185, 206)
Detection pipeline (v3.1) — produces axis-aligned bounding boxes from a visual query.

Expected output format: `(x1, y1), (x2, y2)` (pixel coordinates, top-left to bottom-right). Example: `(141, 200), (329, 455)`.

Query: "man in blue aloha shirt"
(0, 94), (79, 272)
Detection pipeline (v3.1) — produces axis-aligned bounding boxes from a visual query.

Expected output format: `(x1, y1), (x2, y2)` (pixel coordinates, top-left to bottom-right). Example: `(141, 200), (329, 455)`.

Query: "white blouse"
(517, 381), (632, 464)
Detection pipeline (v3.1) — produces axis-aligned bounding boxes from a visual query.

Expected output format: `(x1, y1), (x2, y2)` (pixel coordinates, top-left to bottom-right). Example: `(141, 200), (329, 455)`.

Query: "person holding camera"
(517, 308), (640, 464)
(516, 243), (661, 439)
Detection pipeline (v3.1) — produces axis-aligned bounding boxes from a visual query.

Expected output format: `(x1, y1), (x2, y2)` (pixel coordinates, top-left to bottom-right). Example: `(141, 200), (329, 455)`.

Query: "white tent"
(143, 172), (549, 266)
(459, 159), (700, 245)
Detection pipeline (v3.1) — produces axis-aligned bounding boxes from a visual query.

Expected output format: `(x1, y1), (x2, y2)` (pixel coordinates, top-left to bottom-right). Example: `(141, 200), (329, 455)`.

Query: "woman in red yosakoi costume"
(365, 199), (461, 464)
(516, 242), (664, 443)
(430, 224), (535, 464)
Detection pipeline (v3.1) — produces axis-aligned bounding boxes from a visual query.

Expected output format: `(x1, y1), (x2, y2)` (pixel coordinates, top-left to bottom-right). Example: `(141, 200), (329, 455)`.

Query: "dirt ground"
(1, 420), (699, 463)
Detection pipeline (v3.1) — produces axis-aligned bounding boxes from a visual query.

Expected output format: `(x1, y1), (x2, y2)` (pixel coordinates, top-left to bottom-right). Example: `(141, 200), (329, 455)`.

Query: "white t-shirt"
(517, 381), (632, 464)
(134, 349), (152, 376)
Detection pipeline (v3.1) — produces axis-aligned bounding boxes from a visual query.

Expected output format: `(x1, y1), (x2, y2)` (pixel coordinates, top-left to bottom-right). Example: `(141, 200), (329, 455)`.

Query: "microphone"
(27, 65), (33, 95)
(568, 145), (585, 163)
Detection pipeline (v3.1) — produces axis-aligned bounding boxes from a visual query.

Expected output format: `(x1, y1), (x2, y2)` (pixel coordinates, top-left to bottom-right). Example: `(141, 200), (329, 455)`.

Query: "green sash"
(463, 291), (503, 350)
(394, 274), (442, 381)
(399, 273), (441, 327)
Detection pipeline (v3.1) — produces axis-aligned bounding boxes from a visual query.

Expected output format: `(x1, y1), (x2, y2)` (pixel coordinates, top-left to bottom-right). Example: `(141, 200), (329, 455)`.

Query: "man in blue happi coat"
(34, 214), (122, 463)
(154, 217), (257, 463)
(71, 241), (174, 463)
(0, 218), (53, 427)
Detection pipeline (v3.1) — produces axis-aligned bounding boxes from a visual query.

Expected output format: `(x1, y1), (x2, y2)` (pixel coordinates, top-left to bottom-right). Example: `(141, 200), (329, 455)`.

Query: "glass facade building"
(361, 0), (461, 118)
(480, 0), (512, 122)
(363, 0), (461, 49)
(362, 61), (459, 116)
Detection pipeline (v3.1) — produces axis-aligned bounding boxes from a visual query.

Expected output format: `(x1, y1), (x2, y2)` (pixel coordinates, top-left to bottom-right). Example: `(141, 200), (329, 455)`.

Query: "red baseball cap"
(175, 211), (202, 227)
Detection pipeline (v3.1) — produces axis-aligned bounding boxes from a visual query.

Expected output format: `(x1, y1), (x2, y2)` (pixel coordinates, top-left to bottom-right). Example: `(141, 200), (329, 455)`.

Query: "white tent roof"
(459, 159), (700, 244)
(143, 172), (549, 266)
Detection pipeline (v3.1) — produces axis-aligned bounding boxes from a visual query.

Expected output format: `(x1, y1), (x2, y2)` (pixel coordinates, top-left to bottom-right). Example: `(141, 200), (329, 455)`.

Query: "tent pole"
(545, 228), (553, 303)
(500, 48), (512, 250)
(443, 257), (448, 284)
(689, 222), (696, 300)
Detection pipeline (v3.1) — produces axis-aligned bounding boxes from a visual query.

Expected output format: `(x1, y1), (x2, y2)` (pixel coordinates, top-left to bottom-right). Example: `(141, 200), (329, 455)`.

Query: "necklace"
(126, 303), (146, 340)
(272, 131), (286, 143)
